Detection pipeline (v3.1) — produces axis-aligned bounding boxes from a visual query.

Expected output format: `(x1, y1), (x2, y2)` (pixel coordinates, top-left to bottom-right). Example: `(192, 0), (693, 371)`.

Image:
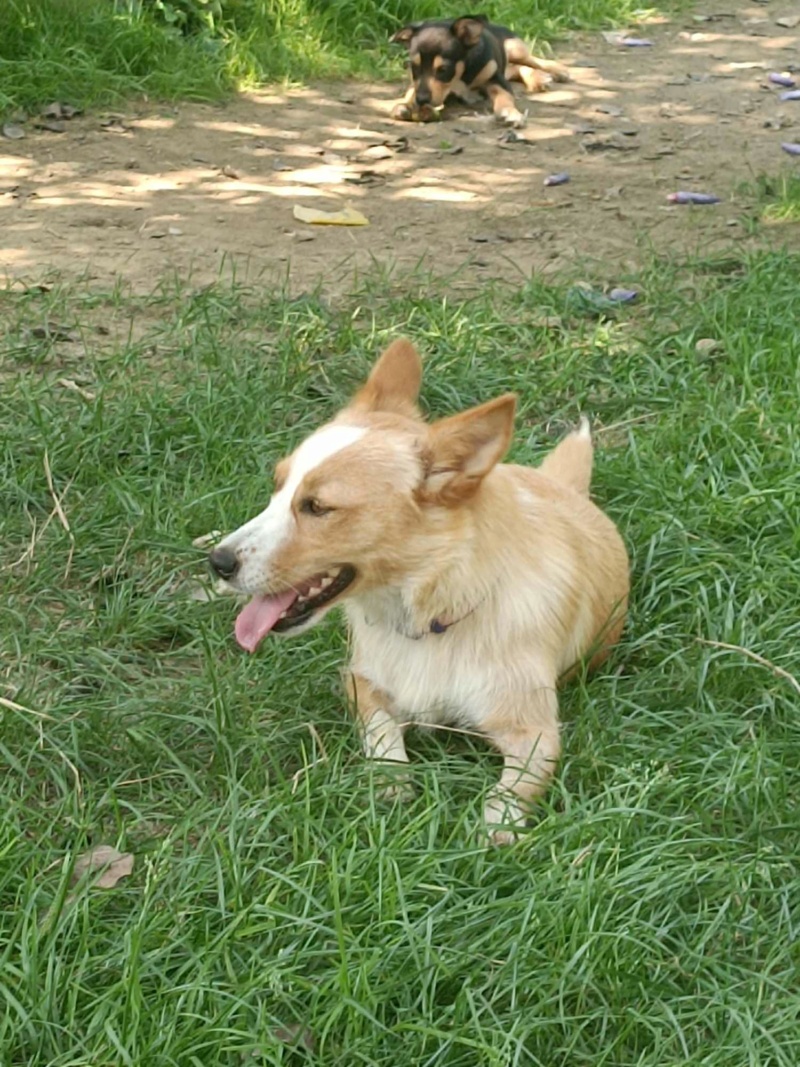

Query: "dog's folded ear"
(391, 23), (421, 45)
(452, 16), (488, 47)
(419, 393), (516, 505)
(349, 338), (423, 417)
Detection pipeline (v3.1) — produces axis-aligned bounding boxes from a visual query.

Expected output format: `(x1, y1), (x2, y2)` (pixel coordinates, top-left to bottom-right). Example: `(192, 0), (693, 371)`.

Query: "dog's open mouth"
(234, 565), (356, 651)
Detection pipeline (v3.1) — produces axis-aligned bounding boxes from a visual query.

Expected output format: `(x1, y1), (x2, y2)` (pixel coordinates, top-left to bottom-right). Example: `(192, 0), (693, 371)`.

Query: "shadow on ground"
(1, 2), (799, 294)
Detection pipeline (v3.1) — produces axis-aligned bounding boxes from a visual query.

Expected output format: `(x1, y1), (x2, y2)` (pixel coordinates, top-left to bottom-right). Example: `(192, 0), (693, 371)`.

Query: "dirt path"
(2, 2), (799, 295)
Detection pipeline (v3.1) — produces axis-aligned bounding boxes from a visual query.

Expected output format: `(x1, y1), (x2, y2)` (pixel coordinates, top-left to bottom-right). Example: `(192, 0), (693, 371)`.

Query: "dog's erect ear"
(420, 393), (516, 505)
(391, 23), (420, 46)
(349, 339), (423, 417)
(452, 16), (487, 47)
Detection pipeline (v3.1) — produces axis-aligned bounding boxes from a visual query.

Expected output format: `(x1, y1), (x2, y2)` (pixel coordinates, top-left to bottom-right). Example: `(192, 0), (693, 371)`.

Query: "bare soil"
(2, 2), (799, 295)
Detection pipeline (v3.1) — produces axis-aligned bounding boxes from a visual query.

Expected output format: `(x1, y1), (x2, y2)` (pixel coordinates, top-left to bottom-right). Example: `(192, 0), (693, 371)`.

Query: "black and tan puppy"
(391, 15), (569, 127)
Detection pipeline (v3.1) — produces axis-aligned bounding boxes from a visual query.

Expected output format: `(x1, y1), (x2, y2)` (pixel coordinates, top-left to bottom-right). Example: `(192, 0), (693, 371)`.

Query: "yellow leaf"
(293, 204), (369, 227)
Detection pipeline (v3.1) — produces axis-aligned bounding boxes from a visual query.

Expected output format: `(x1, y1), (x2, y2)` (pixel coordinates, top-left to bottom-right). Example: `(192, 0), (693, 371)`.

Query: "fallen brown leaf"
(57, 378), (96, 401)
(273, 1025), (316, 1052)
(72, 845), (134, 889)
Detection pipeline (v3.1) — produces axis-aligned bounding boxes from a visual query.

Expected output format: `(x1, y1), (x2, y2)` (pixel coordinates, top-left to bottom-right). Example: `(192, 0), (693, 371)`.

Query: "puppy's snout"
(209, 545), (240, 580)
(415, 84), (432, 105)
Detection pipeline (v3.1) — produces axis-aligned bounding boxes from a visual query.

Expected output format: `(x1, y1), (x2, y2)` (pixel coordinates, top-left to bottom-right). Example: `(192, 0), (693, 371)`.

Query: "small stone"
(2, 123), (25, 140)
(35, 119), (66, 133)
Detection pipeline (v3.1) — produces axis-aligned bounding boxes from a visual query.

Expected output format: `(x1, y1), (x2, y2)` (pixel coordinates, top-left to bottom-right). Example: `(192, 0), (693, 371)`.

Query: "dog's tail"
(539, 417), (593, 495)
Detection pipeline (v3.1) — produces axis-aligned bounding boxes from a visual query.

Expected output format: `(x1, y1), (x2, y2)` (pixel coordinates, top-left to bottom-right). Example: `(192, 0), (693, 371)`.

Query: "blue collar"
(402, 601), (482, 640)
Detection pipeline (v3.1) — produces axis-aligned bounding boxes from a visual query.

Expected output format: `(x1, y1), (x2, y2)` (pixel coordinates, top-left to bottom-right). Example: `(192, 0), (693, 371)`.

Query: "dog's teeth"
(320, 577), (333, 589)
(308, 585), (322, 598)
(279, 610), (288, 619)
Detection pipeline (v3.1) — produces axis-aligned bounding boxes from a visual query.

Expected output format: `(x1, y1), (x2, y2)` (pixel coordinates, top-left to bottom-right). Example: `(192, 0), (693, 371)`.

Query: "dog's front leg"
(391, 84), (418, 122)
(485, 81), (525, 128)
(345, 671), (411, 798)
(482, 687), (561, 845)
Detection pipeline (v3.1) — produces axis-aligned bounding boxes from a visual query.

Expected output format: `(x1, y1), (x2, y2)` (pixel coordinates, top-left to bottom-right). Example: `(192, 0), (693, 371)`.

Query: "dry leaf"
(292, 204), (369, 226)
(72, 845), (134, 889)
(695, 338), (722, 356)
(57, 378), (96, 401)
(273, 1025), (316, 1052)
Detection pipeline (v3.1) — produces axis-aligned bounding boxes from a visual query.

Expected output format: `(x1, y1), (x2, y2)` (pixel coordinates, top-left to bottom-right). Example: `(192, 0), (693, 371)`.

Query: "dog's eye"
(299, 497), (331, 517)
(435, 64), (454, 81)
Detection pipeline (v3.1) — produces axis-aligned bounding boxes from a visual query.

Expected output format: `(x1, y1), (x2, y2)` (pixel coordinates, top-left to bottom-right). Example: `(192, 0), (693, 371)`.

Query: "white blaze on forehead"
(220, 424), (366, 579)
(283, 424), (367, 503)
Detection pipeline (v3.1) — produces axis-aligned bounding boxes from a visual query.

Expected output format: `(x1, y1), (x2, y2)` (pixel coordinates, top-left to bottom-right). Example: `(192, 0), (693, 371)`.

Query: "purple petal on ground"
(781, 142), (800, 156)
(621, 38), (653, 47)
(544, 172), (570, 186)
(779, 90), (800, 101)
(768, 73), (796, 87)
(667, 191), (721, 205)
(608, 288), (639, 302)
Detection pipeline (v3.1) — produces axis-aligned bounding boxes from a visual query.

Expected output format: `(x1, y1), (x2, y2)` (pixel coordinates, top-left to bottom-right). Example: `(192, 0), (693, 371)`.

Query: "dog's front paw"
(391, 102), (414, 121)
(482, 790), (527, 845)
(527, 71), (553, 93)
(497, 107), (526, 129)
(548, 63), (570, 84)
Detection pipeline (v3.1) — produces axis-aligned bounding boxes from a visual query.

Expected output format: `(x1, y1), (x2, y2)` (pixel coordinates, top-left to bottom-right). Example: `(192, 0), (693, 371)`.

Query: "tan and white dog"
(209, 340), (629, 843)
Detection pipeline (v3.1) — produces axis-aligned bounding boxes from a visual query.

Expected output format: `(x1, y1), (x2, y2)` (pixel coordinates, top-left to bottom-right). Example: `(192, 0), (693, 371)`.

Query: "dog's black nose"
(209, 545), (239, 580)
(415, 88), (432, 105)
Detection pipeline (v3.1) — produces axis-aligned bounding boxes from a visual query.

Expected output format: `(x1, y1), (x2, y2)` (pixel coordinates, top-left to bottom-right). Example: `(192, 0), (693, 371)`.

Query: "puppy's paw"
(548, 63), (570, 83)
(391, 102), (414, 122)
(482, 790), (527, 845)
(497, 107), (526, 129)
(526, 71), (552, 93)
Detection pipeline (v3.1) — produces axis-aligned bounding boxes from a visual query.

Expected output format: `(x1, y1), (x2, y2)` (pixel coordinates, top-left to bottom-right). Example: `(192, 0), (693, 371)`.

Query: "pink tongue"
(234, 590), (299, 652)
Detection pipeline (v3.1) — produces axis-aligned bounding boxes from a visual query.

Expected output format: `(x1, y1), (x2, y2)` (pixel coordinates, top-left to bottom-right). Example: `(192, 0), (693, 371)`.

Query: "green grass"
(1, 250), (799, 1065)
(0, 0), (231, 115)
(1, 0), (665, 116)
(749, 172), (800, 226)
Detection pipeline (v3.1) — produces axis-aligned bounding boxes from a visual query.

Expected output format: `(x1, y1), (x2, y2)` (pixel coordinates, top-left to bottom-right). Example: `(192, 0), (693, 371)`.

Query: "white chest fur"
(344, 591), (555, 729)
(347, 607), (483, 724)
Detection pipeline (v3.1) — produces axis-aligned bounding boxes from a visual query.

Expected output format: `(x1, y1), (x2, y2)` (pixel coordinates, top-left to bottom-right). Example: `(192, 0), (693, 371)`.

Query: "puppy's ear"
(391, 23), (419, 46)
(349, 338), (423, 417)
(451, 16), (487, 47)
(419, 394), (516, 505)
